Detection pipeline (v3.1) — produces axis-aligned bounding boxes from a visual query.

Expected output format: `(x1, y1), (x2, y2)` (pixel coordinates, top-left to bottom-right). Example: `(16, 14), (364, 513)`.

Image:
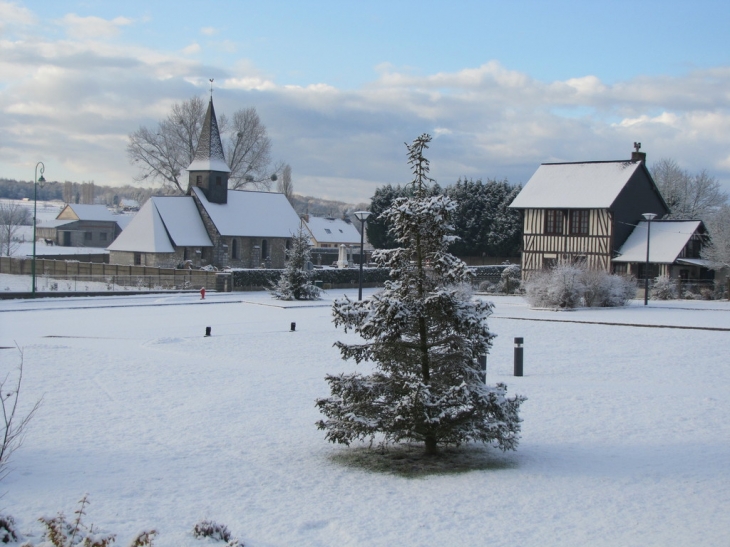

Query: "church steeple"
(186, 97), (230, 203)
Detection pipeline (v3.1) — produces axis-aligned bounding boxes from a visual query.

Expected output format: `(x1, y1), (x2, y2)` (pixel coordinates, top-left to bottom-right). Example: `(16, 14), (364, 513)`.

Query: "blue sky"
(2, 0), (730, 202)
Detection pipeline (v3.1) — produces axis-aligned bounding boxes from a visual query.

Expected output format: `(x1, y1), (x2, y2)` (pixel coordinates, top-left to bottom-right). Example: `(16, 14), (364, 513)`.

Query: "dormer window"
(196, 175), (203, 186)
(324, 228), (332, 234)
(216, 176), (222, 186)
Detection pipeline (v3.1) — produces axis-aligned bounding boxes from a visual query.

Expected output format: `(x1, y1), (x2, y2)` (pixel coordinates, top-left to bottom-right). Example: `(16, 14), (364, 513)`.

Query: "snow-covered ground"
(0, 288), (728, 547)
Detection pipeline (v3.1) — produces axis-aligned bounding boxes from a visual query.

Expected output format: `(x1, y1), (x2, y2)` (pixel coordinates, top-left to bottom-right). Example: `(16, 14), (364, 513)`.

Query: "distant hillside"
(288, 194), (369, 219)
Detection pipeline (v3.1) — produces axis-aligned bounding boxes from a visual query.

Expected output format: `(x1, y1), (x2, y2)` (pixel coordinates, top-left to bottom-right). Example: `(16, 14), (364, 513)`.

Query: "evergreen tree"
(271, 228), (321, 300)
(316, 134), (525, 455)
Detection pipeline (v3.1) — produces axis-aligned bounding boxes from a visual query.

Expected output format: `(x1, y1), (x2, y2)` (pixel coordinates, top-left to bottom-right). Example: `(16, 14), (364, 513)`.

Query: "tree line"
(366, 177), (523, 258)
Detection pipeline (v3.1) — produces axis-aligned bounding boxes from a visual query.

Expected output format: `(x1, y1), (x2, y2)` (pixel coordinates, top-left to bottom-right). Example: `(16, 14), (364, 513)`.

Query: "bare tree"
(652, 159), (728, 220)
(277, 163), (294, 201)
(1, 347), (43, 481)
(0, 201), (31, 256)
(702, 204), (730, 270)
(128, 96), (278, 193)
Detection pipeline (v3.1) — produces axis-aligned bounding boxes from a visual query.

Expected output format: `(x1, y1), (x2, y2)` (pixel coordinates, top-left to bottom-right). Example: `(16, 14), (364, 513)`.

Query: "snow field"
(0, 291), (729, 547)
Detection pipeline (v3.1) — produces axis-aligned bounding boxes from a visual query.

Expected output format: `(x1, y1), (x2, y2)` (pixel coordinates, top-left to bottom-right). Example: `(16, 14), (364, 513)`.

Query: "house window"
(100, 233), (107, 241)
(544, 210), (564, 235)
(84, 232), (92, 241)
(231, 239), (238, 259)
(196, 175), (203, 186)
(324, 228), (332, 234)
(569, 210), (590, 235)
(134, 252), (141, 265)
(261, 239), (269, 259)
(216, 176), (222, 186)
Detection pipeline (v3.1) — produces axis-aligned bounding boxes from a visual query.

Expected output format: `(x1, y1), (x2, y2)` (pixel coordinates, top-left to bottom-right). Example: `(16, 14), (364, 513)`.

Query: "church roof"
(192, 187), (302, 238)
(107, 197), (212, 253)
(186, 99), (231, 173)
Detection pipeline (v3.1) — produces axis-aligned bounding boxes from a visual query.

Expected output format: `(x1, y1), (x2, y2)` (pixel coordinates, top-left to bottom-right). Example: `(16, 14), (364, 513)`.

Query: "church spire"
(186, 96), (230, 203)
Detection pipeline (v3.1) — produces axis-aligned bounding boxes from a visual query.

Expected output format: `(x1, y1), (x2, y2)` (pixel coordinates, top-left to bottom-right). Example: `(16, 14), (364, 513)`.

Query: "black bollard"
(290, 322), (296, 332)
(514, 337), (523, 376)
(205, 326), (211, 337)
(478, 354), (487, 383)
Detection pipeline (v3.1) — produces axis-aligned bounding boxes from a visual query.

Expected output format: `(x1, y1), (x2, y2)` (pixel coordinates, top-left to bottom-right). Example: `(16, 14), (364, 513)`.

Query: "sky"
(1, 0), (730, 203)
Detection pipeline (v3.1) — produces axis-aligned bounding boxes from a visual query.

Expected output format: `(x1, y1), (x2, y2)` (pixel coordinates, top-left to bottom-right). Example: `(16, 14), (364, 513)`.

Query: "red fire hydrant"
(200, 287), (206, 300)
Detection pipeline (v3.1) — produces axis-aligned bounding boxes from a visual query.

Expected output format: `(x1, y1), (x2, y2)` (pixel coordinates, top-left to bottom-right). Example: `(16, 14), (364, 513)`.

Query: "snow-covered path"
(1, 290), (728, 547)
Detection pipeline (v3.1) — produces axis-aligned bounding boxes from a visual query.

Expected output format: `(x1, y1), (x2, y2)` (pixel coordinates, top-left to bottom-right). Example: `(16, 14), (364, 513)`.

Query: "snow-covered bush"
(498, 264), (521, 294)
(0, 514), (17, 544)
(317, 134), (525, 455)
(651, 275), (677, 300)
(524, 263), (634, 308)
(524, 263), (584, 308)
(270, 228), (321, 300)
(192, 520), (242, 546)
(33, 495), (156, 547)
(477, 280), (496, 293)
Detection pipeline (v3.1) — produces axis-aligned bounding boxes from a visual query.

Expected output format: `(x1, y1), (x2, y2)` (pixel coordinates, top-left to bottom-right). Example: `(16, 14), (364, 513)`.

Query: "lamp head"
(642, 213), (657, 221)
(354, 210), (371, 222)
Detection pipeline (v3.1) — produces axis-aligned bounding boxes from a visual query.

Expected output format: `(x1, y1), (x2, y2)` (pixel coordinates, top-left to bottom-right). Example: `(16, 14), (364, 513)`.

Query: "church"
(108, 98), (302, 269)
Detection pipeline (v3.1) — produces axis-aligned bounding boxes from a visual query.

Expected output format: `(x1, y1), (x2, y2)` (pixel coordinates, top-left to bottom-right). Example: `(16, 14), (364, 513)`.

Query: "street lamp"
(32, 162), (46, 297)
(642, 213), (657, 305)
(353, 211), (371, 301)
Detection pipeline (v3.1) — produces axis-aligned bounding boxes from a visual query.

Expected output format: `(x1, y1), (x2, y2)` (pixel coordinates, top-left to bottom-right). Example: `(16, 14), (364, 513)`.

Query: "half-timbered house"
(509, 148), (670, 278)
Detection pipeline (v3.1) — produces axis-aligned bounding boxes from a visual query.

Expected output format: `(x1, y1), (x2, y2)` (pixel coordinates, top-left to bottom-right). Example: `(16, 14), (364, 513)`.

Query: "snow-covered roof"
(613, 220), (702, 264)
(509, 161), (643, 209)
(151, 197), (212, 247)
(107, 197), (212, 253)
(304, 217), (361, 245)
(193, 187), (301, 238)
(58, 204), (119, 222)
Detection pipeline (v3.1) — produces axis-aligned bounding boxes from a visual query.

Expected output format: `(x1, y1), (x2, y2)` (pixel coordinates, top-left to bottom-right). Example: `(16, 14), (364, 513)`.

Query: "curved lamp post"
(32, 162), (46, 297)
(642, 213), (657, 305)
(353, 211), (371, 300)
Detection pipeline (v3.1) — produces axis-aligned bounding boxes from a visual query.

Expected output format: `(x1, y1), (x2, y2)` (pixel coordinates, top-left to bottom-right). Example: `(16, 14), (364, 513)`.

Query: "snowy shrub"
(498, 264), (521, 294)
(271, 229), (321, 300)
(0, 515), (17, 544)
(477, 280), (495, 293)
(524, 263), (584, 308)
(524, 263), (633, 308)
(651, 275), (677, 300)
(192, 521), (242, 547)
(317, 134), (525, 455)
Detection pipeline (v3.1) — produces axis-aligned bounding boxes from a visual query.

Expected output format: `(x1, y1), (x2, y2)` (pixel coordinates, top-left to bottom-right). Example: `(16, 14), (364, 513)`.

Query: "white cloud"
(201, 26), (218, 36)
(0, 1), (35, 31)
(1, 20), (729, 203)
(57, 13), (133, 39)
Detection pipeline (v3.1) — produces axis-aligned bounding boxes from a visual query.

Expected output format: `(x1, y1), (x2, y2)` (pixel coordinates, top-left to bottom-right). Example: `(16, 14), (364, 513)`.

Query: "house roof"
(186, 99), (231, 173)
(304, 216), (362, 245)
(107, 197), (212, 253)
(509, 161), (645, 209)
(613, 220), (703, 264)
(57, 204), (119, 222)
(192, 187), (301, 238)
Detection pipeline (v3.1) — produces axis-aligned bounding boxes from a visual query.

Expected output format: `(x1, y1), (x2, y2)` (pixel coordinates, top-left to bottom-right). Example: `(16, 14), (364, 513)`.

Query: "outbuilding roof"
(57, 204), (119, 222)
(304, 216), (361, 245)
(509, 161), (644, 209)
(613, 220), (703, 264)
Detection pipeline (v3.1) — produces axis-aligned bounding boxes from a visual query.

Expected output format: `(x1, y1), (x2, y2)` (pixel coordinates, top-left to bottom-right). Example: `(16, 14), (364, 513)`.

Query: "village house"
(302, 215), (362, 248)
(37, 203), (127, 247)
(509, 146), (673, 278)
(108, 97), (301, 269)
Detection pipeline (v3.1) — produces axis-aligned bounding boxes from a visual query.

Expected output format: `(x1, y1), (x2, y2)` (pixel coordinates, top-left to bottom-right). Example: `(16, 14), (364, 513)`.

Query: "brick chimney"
(631, 142), (647, 163)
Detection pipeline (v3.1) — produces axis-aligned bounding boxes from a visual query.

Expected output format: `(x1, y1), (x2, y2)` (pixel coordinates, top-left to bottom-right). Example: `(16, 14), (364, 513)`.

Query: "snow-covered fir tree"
(271, 228), (321, 300)
(316, 134), (525, 455)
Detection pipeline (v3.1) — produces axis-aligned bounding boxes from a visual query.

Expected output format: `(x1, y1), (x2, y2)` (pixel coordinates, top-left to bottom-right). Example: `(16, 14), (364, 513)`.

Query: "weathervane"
(209, 78), (214, 99)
